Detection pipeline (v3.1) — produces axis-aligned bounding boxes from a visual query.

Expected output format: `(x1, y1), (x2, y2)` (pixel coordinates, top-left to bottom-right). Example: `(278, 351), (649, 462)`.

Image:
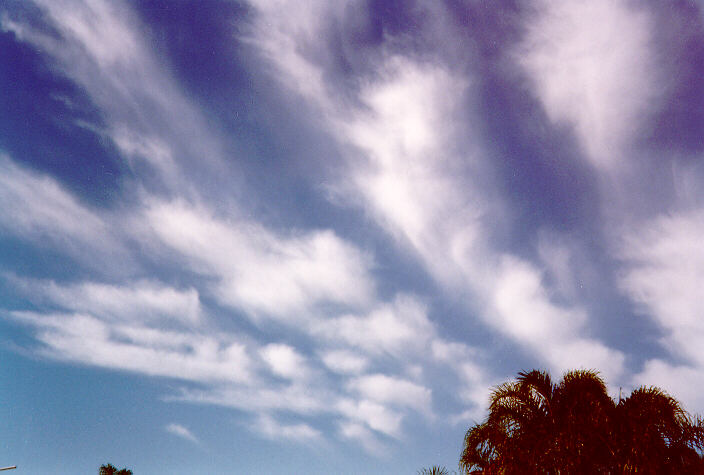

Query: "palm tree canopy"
(460, 369), (704, 474)
(417, 466), (451, 475)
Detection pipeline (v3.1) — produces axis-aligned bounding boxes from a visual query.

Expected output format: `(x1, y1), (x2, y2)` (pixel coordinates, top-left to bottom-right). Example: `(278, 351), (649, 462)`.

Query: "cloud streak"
(143, 199), (375, 320)
(166, 423), (199, 444)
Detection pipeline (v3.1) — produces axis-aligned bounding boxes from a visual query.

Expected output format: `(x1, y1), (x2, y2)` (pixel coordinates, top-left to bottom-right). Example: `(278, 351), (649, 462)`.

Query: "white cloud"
(2, 0), (225, 187)
(620, 210), (704, 374)
(430, 339), (494, 419)
(338, 56), (625, 380)
(347, 57), (464, 163)
(537, 231), (580, 300)
(34, 0), (141, 69)
(338, 420), (387, 456)
(251, 414), (322, 443)
(144, 199), (375, 320)
(491, 255), (624, 381)
(10, 277), (201, 325)
(246, 0), (627, 395)
(430, 339), (475, 364)
(491, 255), (587, 343)
(346, 374), (432, 414)
(0, 156), (101, 239)
(247, 1), (494, 292)
(11, 311), (252, 384)
(338, 58), (493, 291)
(336, 398), (403, 438)
(320, 350), (369, 375)
(0, 0), (506, 455)
(110, 127), (178, 180)
(314, 295), (434, 356)
(634, 360), (704, 415)
(0, 156), (128, 269)
(165, 423), (199, 444)
(260, 344), (309, 380)
(455, 363), (493, 419)
(517, 0), (659, 169)
(245, 0), (352, 102)
(175, 383), (329, 415)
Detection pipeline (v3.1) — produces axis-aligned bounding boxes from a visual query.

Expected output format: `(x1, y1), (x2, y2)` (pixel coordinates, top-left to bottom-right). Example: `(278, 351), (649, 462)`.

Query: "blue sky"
(2, 0), (704, 473)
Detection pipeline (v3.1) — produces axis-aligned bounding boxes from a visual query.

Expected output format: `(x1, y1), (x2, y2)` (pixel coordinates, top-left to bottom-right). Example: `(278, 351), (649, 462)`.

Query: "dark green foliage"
(99, 463), (132, 475)
(460, 369), (704, 474)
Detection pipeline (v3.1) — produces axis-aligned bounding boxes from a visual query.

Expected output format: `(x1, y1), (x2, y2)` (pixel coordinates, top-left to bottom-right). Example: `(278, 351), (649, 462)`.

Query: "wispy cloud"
(338, 420), (388, 456)
(10, 311), (254, 384)
(490, 256), (625, 381)
(618, 209), (704, 408)
(0, 156), (130, 272)
(166, 423), (199, 444)
(250, 413), (322, 443)
(246, 0), (625, 384)
(346, 374), (432, 414)
(0, 0), (224, 188)
(314, 295), (434, 356)
(336, 398), (403, 439)
(619, 210), (704, 362)
(517, 0), (660, 170)
(143, 199), (375, 321)
(319, 350), (369, 375)
(8, 276), (202, 325)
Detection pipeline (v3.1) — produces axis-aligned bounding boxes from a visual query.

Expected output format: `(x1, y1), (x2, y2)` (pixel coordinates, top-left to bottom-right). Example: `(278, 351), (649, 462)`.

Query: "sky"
(2, 0), (704, 473)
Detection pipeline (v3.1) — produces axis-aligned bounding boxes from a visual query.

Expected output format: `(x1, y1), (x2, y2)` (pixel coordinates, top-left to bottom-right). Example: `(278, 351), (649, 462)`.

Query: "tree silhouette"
(460, 369), (704, 474)
(99, 463), (132, 475)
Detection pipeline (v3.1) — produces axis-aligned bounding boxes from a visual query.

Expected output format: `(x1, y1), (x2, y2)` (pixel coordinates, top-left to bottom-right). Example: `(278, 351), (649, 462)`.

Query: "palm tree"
(614, 386), (704, 473)
(417, 466), (452, 475)
(459, 369), (704, 474)
(460, 369), (614, 473)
